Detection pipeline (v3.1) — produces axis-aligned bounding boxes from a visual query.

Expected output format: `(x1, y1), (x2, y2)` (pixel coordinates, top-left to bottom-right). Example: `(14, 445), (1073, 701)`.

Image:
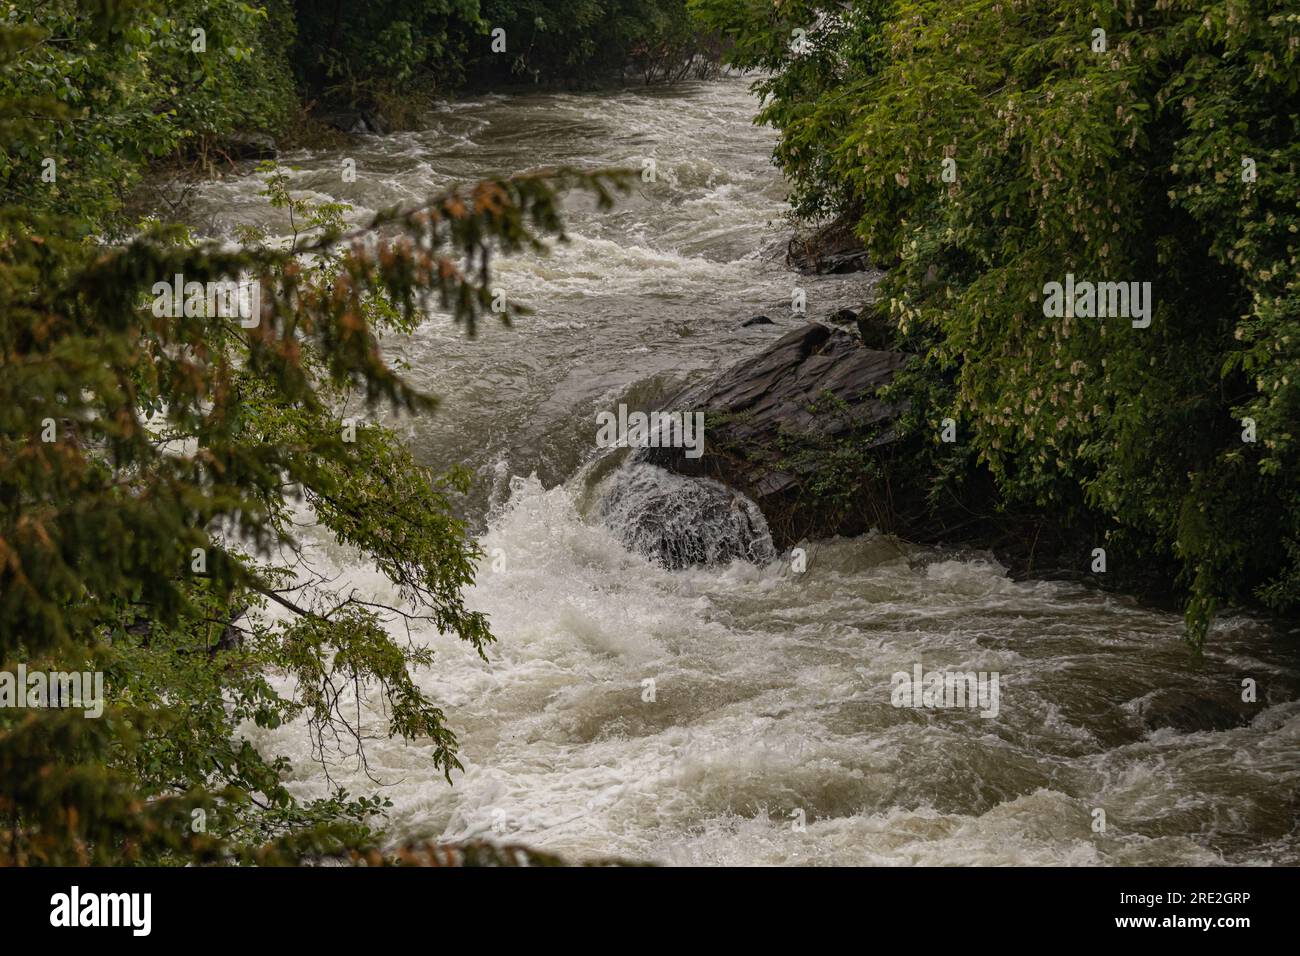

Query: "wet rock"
(318, 108), (390, 135)
(740, 315), (774, 328)
(822, 306), (897, 350)
(787, 218), (870, 275)
(362, 108), (391, 135)
(320, 111), (367, 135)
(221, 131), (278, 161)
(641, 322), (911, 547)
(855, 303), (896, 350)
(598, 462), (776, 569)
(1132, 687), (1255, 734)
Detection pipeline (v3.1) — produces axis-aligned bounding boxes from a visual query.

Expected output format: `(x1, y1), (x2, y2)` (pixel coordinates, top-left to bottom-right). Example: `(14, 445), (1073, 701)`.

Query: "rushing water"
(179, 77), (1299, 866)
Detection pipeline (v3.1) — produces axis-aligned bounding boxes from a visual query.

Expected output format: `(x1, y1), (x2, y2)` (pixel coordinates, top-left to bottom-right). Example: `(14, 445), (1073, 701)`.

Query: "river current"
(178, 76), (1299, 866)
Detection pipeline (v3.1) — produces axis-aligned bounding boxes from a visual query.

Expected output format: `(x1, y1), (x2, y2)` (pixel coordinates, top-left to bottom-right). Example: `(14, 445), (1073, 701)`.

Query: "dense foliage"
(1, 0), (629, 863)
(291, 0), (720, 99)
(0, 0), (297, 230)
(465, 0), (722, 85)
(0, 0), (711, 234)
(695, 0), (1299, 642)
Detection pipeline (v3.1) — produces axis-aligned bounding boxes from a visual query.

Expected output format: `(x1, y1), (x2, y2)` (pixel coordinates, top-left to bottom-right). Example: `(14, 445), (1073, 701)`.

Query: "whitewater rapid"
(178, 77), (1299, 866)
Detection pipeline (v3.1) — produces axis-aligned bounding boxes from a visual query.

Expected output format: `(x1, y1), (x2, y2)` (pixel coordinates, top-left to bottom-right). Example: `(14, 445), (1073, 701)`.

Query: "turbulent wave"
(245, 476), (1300, 865)
(595, 461), (776, 569)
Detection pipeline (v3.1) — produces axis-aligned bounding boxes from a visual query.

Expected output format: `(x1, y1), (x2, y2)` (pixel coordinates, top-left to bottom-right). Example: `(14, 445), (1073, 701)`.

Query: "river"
(178, 76), (1299, 866)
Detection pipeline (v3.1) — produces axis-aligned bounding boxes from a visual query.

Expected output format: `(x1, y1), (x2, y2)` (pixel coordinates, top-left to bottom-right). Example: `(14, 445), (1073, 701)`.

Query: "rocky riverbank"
(637, 306), (1180, 604)
(641, 320), (911, 547)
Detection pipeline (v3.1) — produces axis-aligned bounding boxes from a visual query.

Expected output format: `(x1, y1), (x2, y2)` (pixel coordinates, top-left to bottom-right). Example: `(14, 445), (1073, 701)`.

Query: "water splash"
(595, 462), (776, 569)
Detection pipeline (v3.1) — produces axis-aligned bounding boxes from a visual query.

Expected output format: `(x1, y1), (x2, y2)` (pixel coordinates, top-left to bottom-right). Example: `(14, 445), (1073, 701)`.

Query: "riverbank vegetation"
(1, 0), (634, 863)
(694, 0), (1298, 642)
(2, 0), (714, 235)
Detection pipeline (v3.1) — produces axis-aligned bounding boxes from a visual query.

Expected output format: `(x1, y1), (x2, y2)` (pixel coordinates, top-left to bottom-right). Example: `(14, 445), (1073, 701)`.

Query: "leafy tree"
(288, 0), (480, 103)
(689, 0), (893, 220)
(0, 1), (629, 863)
(1, 0), (297, 231)
(287, 0), (720, 102)
(698, 0), (1299, 642)
(469, 0), (722, 84)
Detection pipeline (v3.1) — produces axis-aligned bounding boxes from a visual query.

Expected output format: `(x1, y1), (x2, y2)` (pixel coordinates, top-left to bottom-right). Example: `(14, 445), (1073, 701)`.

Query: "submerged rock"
(740, 315), (774, 328)
(641, 321), (912, 547)
(597, 462), (776, 570)
(1131, 687), (1256, 734)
